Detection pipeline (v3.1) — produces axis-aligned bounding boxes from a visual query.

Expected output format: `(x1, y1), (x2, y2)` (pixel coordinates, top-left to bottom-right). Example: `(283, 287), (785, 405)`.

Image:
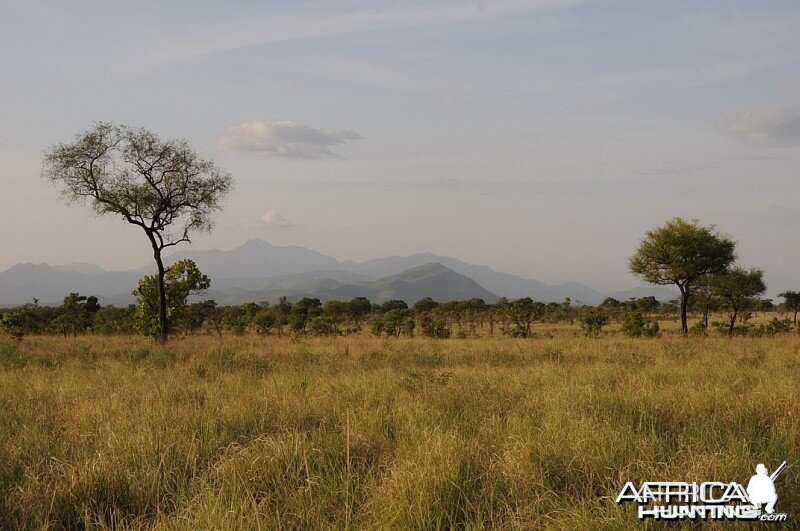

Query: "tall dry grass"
(1, 332), (798, 529)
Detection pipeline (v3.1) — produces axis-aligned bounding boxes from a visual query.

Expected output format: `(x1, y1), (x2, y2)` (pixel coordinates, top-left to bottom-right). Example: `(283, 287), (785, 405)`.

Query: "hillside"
(0, 240), (675, 306)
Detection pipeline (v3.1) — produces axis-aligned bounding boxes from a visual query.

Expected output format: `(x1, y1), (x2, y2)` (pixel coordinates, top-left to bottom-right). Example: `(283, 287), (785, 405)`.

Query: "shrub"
(711, 321), (750, 336)
(620, 312), (660, 338)
(419, 315), (450, 338)
(308, 316), (340, 336)
(0, 311), (28, 342)
(252, 309), (276, 335)
(689, 322), (708, 337)
(372, 309), (413, 338)
(580, 310), (608, 337)
(749, 317), (792, 338)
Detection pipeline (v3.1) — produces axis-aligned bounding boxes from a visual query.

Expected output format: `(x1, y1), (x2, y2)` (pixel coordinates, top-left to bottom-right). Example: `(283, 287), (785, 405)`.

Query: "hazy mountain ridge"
(0, 239), (675, 306)
(132, 240), (342, 278)
(180, 263), (495, 306)
(0, 263), (140, 306)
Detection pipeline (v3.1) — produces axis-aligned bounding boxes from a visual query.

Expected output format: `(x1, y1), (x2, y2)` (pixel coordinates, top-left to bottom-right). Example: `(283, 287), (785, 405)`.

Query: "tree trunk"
(728, 307), (738, 338)
(679, 285), (689, 337)
(794, 309), (798, 325)
(154, 249), (169, 342)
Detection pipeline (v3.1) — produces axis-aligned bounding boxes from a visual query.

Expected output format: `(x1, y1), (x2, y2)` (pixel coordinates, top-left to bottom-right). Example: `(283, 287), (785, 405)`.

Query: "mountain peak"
(53, 262), (107, 275)
(392, 262), (451, 281)
(4, 262), (57, 273)
(235, 239), (275, 251)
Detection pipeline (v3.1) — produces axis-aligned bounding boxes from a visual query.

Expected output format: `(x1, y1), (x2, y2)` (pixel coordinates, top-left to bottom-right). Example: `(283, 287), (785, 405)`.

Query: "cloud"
(240, 210), (294, 229)
(218, 121), (362, 159)
(147, 1), (592, 64)
(721, 107), (800, 147)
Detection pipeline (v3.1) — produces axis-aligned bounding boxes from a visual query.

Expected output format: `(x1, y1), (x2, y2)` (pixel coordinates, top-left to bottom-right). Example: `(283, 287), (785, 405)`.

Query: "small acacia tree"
(779, 291), (800, 325)
(630, 218), (736, 337)
(507, 297), (545, 338)
(1, 310), (28, 342)
(53, 293), (101, 337)
(580, 309), (608, 337)
(132, 259), (211, 338)
(43, 122), (232, 341)
(710, 267), (766, 338)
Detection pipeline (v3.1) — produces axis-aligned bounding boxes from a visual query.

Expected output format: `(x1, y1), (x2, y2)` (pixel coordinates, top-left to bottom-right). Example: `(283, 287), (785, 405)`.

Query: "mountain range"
(0, 239), (675, 306)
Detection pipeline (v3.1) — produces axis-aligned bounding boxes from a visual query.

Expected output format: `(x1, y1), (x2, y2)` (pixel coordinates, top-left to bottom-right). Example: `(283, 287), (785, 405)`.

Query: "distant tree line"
(2, 278), (797, 342)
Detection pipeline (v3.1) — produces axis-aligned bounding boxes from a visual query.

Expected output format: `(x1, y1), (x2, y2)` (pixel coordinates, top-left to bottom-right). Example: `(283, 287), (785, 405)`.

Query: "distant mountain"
(315, 263), (498, 305)
(133, 239), (341, 278)
(342, 252), (604, 303)
(0, 239), (675, 306)
(178, 263), (498, 306)
(0, 263), (138, 306)
(53, 262), (108, 275)
(211, 269), (373, 292)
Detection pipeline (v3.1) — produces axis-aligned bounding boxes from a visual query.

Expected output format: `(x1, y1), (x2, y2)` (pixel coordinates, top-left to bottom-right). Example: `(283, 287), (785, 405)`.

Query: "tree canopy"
(710, 267), (766, 337)
(779, 291), (800, 324)
(630, 218), (736, 336)
(42, 123), (233, 341)
(132, 259), (210, 337)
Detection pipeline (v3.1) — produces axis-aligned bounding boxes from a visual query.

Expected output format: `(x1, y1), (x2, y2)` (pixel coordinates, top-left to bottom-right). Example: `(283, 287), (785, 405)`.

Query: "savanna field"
(2, 324), (799, 530)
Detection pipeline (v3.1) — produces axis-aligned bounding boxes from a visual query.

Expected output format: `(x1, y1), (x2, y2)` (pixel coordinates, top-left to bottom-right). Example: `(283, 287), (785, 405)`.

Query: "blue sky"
(2, 1), (799, 292)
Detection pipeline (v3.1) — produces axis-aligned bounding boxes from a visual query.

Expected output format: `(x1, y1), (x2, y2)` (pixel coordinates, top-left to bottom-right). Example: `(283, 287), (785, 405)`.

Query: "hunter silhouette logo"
(747, 462), (785, 515)
(616, 461), (788, 522)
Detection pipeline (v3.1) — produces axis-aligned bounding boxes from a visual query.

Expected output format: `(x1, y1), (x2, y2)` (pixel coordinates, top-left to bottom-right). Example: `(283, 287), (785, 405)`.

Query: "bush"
(689, 321), (708, 337)
(749, 317), (792, 338)
(580, 310), (608, 337)
(308, 316), (340, 336)
(372, 309), (413, 338)
(252, 309), (276, 335)
(620, 312), (660, 338)
(711, 321), (749, 336)
(419, 315), (450, 338)
(0, 311), (28, 342)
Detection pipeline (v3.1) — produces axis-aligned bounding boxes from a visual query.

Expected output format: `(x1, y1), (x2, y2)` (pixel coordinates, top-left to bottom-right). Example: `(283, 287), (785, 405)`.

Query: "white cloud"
(218, 121), (362, 159)
(721, 107), (800, 147)
(240, 210), (294, 229)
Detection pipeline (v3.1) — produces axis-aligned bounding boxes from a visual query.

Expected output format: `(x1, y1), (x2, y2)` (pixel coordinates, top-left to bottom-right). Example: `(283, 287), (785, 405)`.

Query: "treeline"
(2, 291), (798, 341)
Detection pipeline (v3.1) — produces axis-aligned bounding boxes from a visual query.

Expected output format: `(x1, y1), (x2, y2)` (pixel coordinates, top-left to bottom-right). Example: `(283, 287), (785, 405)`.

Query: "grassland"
(1, 328), (799, 529)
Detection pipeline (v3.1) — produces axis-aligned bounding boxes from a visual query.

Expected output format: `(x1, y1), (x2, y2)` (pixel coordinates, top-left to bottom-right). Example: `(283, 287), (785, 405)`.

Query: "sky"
(1, 0), (799, 293)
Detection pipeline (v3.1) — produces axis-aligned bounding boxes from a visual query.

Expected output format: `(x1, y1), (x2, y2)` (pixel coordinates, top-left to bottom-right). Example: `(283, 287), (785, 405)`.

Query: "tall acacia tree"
(43, 122), (233, 341)
(709, 267), (766, 338)
(629, 218), (736, 337)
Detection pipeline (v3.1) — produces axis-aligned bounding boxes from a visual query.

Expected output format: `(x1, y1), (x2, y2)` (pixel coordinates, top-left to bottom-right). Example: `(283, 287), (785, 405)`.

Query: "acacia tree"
(629, 218), (736, 337)
(53, 293), (101, 337)
(779, 291), (800, 325)
(507, 297), (545, 337)
(709, 267), (766, 338)
(688, 279), (718, 331)
(133, 259), (211, 338)
(42, 123), (233, 341)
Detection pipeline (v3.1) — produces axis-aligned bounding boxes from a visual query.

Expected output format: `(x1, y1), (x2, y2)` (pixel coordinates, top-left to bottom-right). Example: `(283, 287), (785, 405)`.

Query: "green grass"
(1, 333), (799, 529)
